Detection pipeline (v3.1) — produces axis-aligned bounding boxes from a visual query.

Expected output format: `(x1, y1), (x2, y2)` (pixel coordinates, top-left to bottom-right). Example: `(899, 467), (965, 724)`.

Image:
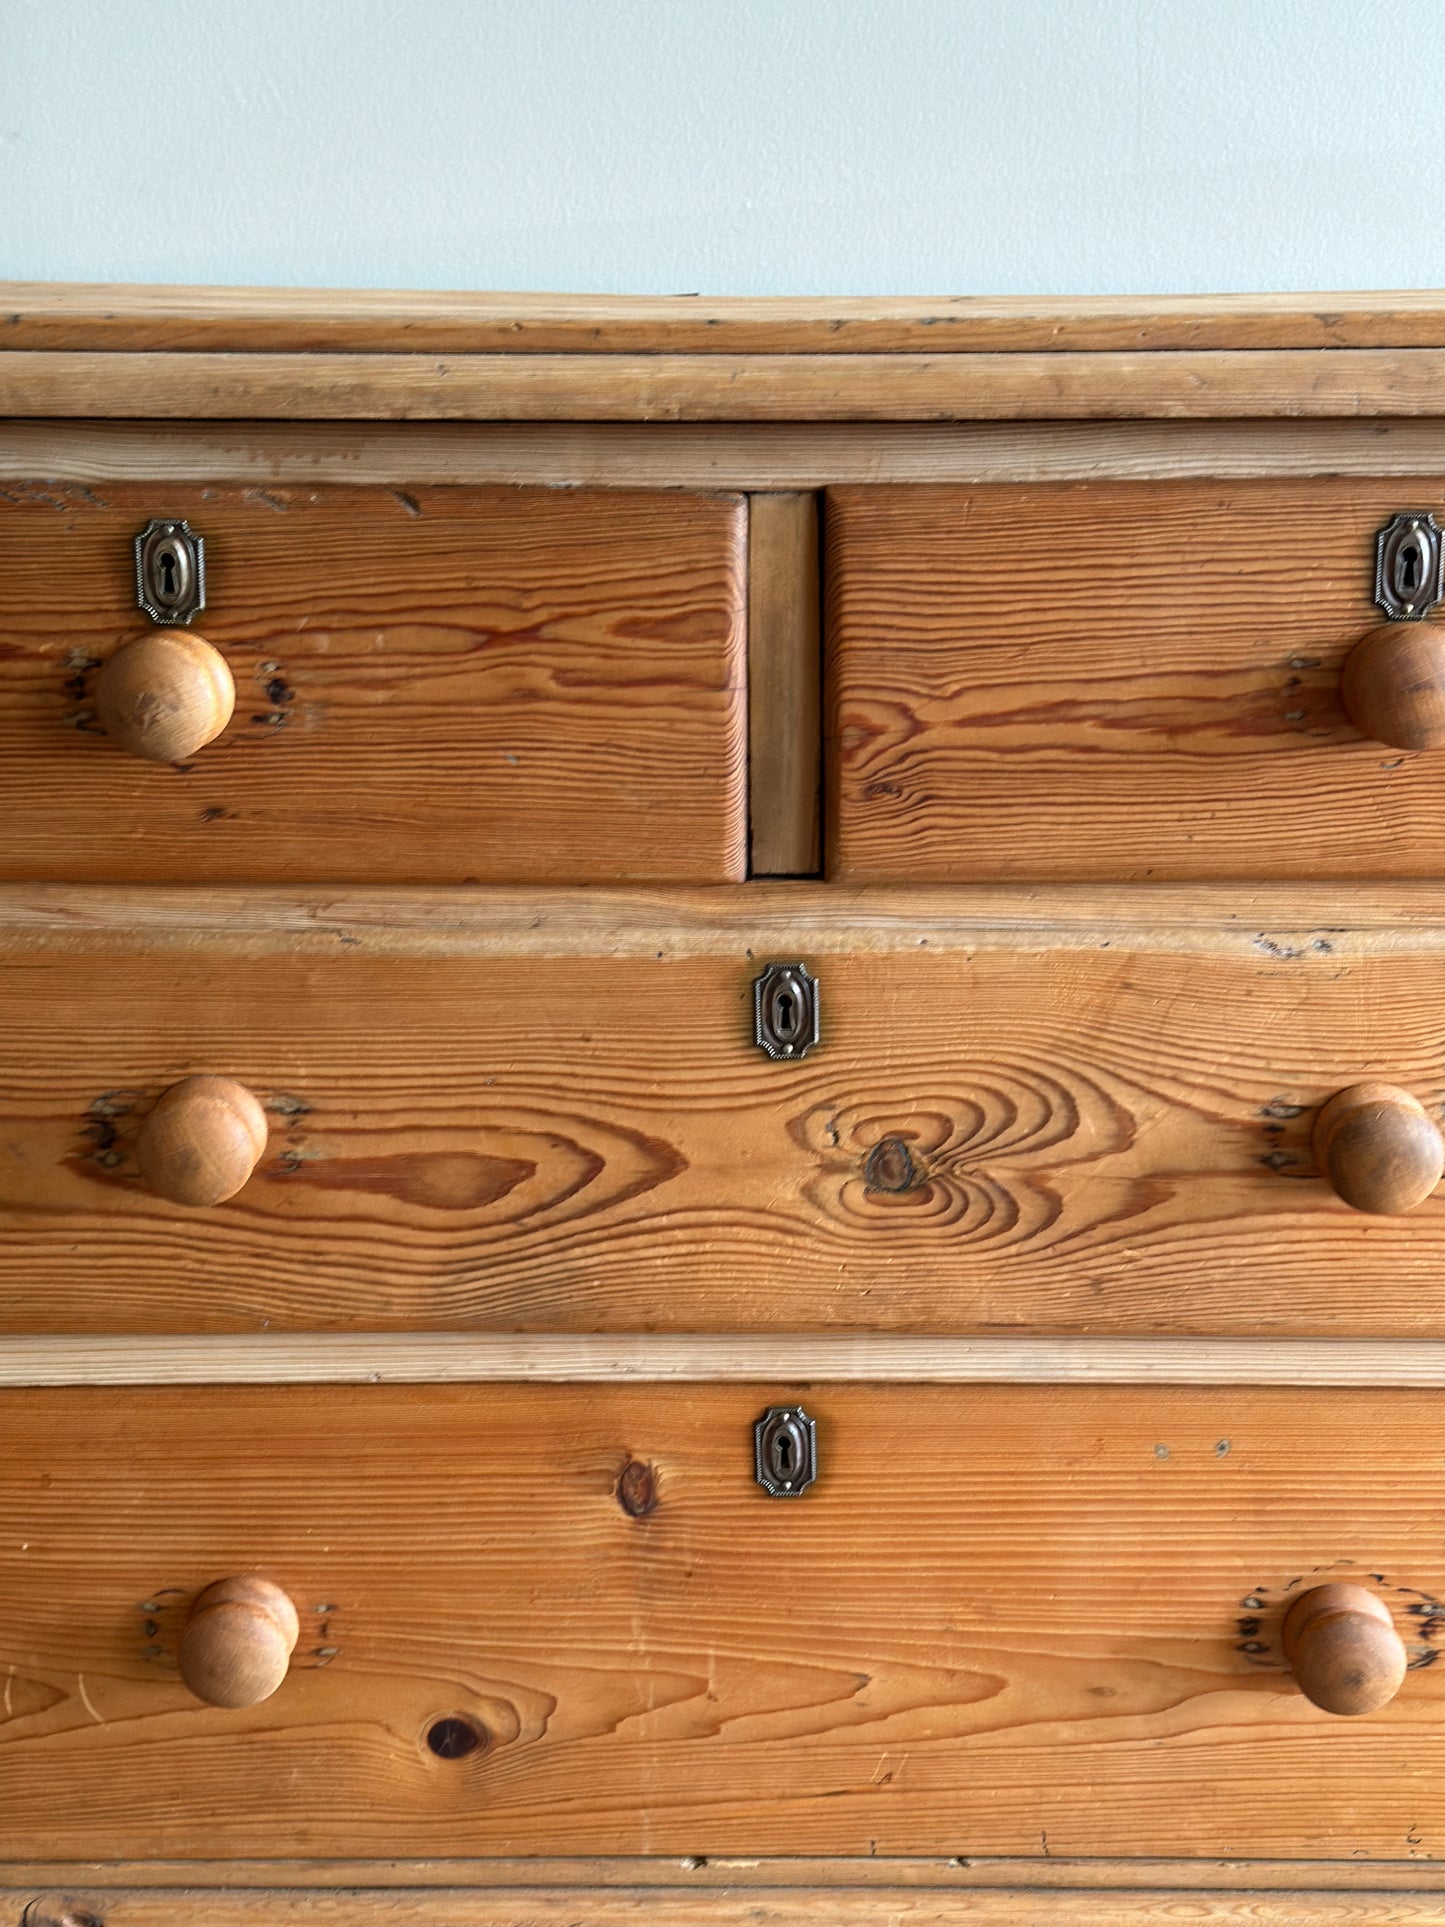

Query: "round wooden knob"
(1341, 623), (1445, 750)
(1312, 1081), (1444, 1215)
(1282, 1583), (1407, 1716)
(179, 1575), (299, 1708)
(135, 1075), (268, 1207)
(93, 629), (235, 763)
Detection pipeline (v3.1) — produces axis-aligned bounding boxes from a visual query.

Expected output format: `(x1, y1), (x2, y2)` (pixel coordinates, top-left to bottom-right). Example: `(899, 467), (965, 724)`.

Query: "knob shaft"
(1313, 1082), (1444, 1215)
(136, 1075), (268, 1207)
(93, 629), (235, 763)
(179, 1575), (299, 1708)
(1282, 1583), (1407, 1716)
(1341, 623), (1445, 751)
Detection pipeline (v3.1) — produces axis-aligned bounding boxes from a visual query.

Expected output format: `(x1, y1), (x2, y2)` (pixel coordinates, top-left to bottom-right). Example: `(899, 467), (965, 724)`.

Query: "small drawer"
(0, 483), (746, 883)
(827, 478), (1445, 882)
(0, 1380), (1441, 1858)
(6, 900), (1445, 1335)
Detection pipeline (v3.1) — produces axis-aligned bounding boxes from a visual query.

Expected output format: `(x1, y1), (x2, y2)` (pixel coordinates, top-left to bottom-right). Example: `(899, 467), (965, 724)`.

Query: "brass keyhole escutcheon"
(753, 962), (820, 1060)
(754, 1405), (818, 1497)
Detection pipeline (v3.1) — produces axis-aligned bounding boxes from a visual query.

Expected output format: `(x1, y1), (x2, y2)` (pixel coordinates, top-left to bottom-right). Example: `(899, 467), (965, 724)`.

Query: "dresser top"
(4, 282), (1445, 353)
(5, 283), (1445, 420)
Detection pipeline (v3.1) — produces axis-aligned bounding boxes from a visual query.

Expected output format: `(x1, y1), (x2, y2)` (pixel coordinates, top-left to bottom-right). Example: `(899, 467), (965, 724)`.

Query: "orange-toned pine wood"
(2, 1381), (1444, 1859)
(0, 483), (746, 884)
(827, 478), (1445, 882)
(8, 905), (1445, 1333)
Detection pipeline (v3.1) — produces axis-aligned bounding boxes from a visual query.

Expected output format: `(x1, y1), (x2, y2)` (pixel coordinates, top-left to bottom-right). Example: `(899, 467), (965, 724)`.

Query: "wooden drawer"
(1, 1379), (1442, 1859)
(0, 484), (746, 884)
(8, 887), (1445, 1336)
(827, 478), (1445, 882)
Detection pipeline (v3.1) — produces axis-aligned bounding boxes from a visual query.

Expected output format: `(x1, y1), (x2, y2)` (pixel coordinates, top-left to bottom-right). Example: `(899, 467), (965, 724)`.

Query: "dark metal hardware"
(135, 519), (206, 626)
(753, 961), (820, 1059)
(1375, 511), (1444, 621)
(754, 1404), (818, 1497)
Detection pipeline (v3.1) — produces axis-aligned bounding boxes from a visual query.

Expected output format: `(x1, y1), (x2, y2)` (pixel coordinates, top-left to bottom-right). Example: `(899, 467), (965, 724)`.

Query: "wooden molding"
(9, 1885), (1445, 1924)
(8, 347), (1445, 422)
(9, 1333), (1445, 1386)
(11, 1857), (1445, 1891)
(9, 419), (1445, 490)
(5, 880), (1445, 954)
(7, 282), (1445, 353)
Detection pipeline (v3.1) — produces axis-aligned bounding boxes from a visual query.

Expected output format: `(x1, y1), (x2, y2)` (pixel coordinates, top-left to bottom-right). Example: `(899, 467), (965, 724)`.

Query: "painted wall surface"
(2, 0), (1441, 296)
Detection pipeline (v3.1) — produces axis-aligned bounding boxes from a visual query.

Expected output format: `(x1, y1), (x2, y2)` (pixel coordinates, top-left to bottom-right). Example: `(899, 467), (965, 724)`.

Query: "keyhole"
(773, 990), (798, 1038)
(158, 549), (178, 598)
(1400, 541), (1422, 593)
(774, 1432), (794, 1473)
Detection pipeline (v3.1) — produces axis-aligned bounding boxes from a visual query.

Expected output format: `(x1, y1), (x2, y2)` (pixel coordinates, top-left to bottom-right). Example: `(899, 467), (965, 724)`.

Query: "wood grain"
(9, 878), (1445, 949)
(8, 350), (1445, 422)
(12, 1887), (1445, 1925)
(3, 1382), (1445, 1857)
(11, 421), (1445, 493)
(18, 1333), (1445, 1388)
(17, 1855), (1445, 1891)
(9, 908), (1445, 1331)
(7, 282), (1445, 352)
(0, 483), (746, 885)
(828, 478), (1445, 882)
(747, 494), (820, 874)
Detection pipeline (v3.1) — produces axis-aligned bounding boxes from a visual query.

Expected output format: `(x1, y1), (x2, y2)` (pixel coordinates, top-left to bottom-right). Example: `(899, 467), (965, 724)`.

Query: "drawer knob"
(136, 1075), (268, 1207)
(1282, 1583), (1407, 1716)
(1313, 1081), (1444, 1215)
(1340, 623), (1445, 751)
(179, 1575), (300, 1708)
(93, 630), (235, 763)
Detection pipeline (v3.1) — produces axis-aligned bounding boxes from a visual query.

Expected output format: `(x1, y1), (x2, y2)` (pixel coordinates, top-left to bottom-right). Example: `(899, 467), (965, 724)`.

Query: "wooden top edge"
(4, 883), (1445, 954)
(6, 282), (1445, 353)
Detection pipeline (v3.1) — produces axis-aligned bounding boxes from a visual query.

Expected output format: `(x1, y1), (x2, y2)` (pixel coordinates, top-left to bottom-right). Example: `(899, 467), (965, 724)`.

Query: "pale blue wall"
(3, 0), (1440, 295)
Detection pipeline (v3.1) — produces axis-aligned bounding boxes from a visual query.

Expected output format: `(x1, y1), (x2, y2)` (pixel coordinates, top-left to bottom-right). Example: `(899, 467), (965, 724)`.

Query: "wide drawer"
(0, 483), (746, 883)
(0, 1380), (1441, 1858)
(7, 888), (1445, 1334)
(827, 478), (1445, 882)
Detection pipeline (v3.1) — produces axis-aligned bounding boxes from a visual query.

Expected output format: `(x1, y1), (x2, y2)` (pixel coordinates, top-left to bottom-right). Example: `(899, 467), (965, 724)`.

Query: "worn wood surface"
(11, 421), (1445, 493)
(0, 483), (745, 884)
(747, 494), (820, 874)
(828, 478), (1445, 882)
(17, 1333), (1445, 1387)
(8, 878), (1445, 948)
(13, 1887), (1445, 1925)
(8, 350), (1445, 422)
(1, 1383), (1445, 1858)
(7, 282), (1445, 353)
(8, 903), (1445, 1331)
(17, 1855), (1445, 1891)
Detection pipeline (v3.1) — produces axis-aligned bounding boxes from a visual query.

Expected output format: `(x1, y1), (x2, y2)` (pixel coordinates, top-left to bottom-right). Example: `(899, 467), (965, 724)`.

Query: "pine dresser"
(5, 285), (1445, 1926)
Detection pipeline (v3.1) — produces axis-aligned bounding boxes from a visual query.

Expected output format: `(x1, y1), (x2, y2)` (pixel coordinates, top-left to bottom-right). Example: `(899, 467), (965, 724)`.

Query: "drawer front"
(0, 484), (746, 883)
(1, 1380), (1441, 1857)
(6, 912), (1445, 1334)
(828, 478), (1445, 882)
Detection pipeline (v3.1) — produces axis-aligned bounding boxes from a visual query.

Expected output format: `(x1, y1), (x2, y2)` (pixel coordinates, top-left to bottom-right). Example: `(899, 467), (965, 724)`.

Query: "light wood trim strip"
(9, 1334), (1445, 1387)
(7, 349), (1445, 421)
(747, 494), (820, 873)
(11, 1859), (1445, 1892)
(9, 419), (1445, 489)
(10, 882), (1445, 954)
(7, 282), (1445, 353)
(9, 1886), (1445, 1924)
